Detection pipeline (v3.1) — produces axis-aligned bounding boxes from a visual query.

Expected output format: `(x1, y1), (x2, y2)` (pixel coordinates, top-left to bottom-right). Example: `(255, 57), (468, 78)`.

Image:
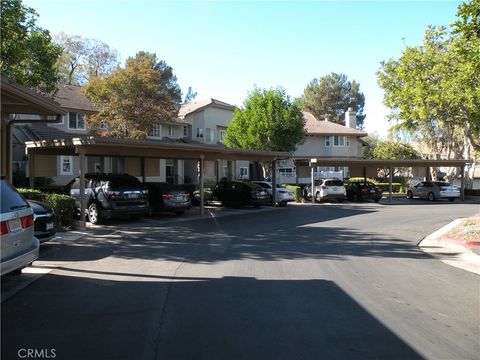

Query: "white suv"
(305, 178), (346, 203)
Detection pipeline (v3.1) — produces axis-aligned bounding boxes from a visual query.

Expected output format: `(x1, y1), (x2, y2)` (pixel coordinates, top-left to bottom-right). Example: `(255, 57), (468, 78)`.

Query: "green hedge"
(283, 185), (303, 202)
(375, 183), (405, 193)
(18, 188), (76, 229)
(465, 189), (480, 196)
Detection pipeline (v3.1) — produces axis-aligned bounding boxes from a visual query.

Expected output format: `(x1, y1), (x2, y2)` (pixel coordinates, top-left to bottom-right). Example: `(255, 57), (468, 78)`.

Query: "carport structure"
(25, 136), (289, 223)
(303, 158), (474, 202)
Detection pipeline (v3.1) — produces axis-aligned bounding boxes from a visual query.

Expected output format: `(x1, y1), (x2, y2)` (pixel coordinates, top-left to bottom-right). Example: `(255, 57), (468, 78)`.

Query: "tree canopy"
(378, 0), (480, 156)
(84, 51), (182, 138)
(225, 87), (305, 153)
(372, 141), (420, 160)
(0, 0), (62, 94)
(301, 73), (366, 128)
(55, 32), (119, 85)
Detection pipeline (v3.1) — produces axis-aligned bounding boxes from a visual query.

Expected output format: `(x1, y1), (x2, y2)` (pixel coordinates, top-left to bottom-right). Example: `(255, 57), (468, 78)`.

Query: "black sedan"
(345, 181), (383, 202)
(27, 200), (56, 243)
(212, 180), (270, 208)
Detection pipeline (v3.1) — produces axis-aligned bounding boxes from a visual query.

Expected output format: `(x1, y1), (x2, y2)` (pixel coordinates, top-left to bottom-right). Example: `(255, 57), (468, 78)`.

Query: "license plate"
(46, 222), (54, 231)
(8, 218), (22, 232)
(176, 196), (184, 201)
(370, 190), (375, 193)
(128, 193), (139, 199)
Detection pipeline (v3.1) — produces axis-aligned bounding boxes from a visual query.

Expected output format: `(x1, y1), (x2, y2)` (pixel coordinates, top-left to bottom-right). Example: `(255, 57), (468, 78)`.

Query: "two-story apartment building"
(179, 99), (250, 184)
(277, 108), (368, 184)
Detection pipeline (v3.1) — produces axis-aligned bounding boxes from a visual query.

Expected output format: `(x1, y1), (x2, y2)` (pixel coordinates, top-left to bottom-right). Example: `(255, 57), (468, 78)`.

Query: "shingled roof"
(55, 84), (98, 112)
(14, 124), (89, 143)
(303, 112), (367, 137)
(178, 98), (235, 118)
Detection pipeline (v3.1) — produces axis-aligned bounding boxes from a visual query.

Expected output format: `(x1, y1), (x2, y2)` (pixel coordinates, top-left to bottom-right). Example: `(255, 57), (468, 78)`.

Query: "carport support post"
(461, 165), (465, 201)
(388, 166), (393, 203)
(79, 152), (86, 225)
(311, 165), (315, 204)
(271, 160), (277, 206)
(200, 155), (205, 216)
(140, 158), (145, 183)
(29, 153), (34, 189)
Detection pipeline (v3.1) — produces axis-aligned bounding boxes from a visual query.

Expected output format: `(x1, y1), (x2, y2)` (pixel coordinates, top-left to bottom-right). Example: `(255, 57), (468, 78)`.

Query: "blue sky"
(26, 0), (462, 138)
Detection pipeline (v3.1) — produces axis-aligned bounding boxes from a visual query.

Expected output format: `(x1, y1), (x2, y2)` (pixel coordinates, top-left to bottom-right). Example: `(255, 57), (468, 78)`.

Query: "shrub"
(465, 189), (480, 196)
(375, 183), (403, 193)
(18, 188), (76, 229)
(283, 185), (302, 202)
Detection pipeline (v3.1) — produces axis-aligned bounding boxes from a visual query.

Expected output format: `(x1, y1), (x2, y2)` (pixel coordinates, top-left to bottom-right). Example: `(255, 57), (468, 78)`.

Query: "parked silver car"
(407, 181), (460, 201)
(252, 181), (295, 206)
(1, 178), (39, 276)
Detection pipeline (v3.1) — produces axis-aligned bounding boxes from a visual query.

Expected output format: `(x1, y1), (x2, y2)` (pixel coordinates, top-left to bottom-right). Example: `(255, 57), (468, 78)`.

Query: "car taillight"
(105, 190), (123, 199)
(162, 194), (175, 200)
(361, 188), (368, 192)
(21, 214), (34, 228)
(0, 221), (8, 235)
(375, 188), (382, 192)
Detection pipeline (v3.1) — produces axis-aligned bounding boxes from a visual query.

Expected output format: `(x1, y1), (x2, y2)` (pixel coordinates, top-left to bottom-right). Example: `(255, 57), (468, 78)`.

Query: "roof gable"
(303, 111), (367, 137)
(55, 84), (98, 112)
(178, 98), (235, 118)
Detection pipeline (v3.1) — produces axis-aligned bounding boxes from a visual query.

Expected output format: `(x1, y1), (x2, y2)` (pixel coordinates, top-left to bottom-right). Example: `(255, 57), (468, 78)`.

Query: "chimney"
(345, 107), (357, 128)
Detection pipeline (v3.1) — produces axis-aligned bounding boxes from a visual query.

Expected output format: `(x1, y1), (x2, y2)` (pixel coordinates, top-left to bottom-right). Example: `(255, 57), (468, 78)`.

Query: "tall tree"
(225, 87), (305, 177)
(54, 32), (88, 85)
(378, 0), (480, 155)
(301, 73), (366, 128)
(84, 52), (182, 138)
(55, 33), (119, 85)
(183, 86), (197, 103)
(0, 0), (62, 94)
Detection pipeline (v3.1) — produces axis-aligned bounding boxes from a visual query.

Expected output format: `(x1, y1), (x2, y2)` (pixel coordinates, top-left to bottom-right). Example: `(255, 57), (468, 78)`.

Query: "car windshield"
(1, 179), (29, 214)
(109, 178), (142, 189)
(325, 180), (343, 186)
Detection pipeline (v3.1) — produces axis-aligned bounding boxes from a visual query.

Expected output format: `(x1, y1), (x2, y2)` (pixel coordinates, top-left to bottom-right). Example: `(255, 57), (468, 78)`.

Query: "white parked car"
(1, 178), (39, 276)
(304, 178), (346, 203)
(407, 181), (460, 201)
(252, 181), (295, 206)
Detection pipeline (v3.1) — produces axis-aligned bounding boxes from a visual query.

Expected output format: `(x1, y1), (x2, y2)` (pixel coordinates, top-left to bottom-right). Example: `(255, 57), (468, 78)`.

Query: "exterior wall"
(48, 108), (90, 134)
(185, 106), (234, 144)
(294, 135), (362, 158)
(124, 158), (141, 177)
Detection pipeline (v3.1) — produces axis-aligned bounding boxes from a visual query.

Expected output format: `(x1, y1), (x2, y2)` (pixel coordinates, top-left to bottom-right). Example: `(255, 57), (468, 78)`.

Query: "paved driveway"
(2, 201), (479, 360)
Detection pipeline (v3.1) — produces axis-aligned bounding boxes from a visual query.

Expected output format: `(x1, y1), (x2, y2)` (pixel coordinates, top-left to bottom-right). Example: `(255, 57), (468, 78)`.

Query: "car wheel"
(315, 192), (321, 202)
(278, 201), (287, 207)
(88, 203), (101, 224)
(407, 191), (413, 199)
(448, 198), (455, 202)
(428, 192), (435, 201)
(353, 193), (358, 202)
(374, 198), (381, 203)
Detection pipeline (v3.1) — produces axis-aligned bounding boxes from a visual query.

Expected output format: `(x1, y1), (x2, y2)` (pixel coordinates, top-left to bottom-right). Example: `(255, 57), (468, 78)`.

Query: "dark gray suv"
(68, 174), (149, 224)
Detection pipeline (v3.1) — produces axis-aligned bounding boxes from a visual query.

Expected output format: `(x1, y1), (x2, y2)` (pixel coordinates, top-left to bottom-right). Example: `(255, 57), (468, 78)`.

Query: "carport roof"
(25, 136), (289, 162)
(295, 158), (473, 167)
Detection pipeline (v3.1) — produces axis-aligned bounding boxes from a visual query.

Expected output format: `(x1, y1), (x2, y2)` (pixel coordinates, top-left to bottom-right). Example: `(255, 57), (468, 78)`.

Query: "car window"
(434, 182), (450, 187)
(415, 183), (424, 188)
(325, 180), (343, 186)
(1, 179), (30, 214)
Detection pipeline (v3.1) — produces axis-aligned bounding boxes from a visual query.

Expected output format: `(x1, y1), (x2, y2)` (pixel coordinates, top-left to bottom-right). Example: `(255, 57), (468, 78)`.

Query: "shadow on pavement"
(34, 204), (431, 264)
(1, 274), (423, 360)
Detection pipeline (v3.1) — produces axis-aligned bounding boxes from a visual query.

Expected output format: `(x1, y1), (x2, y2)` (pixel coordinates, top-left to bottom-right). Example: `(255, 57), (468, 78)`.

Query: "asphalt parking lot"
(2, 198), (479, 360)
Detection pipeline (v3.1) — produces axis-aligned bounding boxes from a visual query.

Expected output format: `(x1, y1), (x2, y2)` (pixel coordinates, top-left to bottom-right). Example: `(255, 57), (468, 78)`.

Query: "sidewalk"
(419, 219), (480, 275)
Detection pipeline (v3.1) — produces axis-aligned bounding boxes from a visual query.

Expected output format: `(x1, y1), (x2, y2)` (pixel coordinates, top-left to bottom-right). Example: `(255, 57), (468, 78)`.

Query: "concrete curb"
(418, 220), (480, 275)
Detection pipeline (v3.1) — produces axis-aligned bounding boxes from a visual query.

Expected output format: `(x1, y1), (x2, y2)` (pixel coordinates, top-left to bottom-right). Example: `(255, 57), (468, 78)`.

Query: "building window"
(68, 112), (85, 130)
(99, 121), (108, 130)
(168, 125), (174, 137)
(206, 128), (214, 142)
(196, 128), (203, 138)
(333, 136), (345, 147)
(60, 156), (73, 175)
(183, 126), (188, 137)
(219, 130), (225, 143)
(346, 136), (350, 146)
(151, 124), (162, 138)
(325, 136), (331, 147)
(278, 168), (294, 177)
(239, 167), (249, 179)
